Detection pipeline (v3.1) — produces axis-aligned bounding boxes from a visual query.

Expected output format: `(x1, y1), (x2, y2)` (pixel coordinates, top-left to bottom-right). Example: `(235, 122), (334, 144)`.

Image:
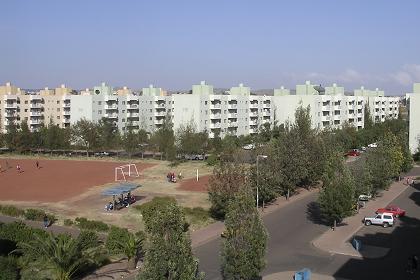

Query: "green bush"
(77, 230), (100, 250)
(183, 207), (212, 227)
(0, 205), (25, 218)
(0, 256), (19, 280)
(63, 219), (74, 226)
(0, 221), (48, 244)
(206, 154), (219, 166)
(74, 217), (109, 232)
(23, 208), (56, 224)
(105, 226), (130, 254)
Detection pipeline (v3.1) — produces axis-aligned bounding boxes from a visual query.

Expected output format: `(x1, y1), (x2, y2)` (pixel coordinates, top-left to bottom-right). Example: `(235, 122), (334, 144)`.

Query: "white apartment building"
(408, 83), (420, 153)
(0, 81), (400, 138)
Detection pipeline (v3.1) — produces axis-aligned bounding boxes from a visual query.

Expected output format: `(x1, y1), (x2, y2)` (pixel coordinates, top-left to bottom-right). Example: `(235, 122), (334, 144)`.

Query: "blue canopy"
(102, 182), (140, 196)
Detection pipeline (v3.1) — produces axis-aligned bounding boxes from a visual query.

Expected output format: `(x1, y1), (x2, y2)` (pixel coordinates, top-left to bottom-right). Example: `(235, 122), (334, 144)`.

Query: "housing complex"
(408, 83), (420, 153)
(0, 81), (401, 138)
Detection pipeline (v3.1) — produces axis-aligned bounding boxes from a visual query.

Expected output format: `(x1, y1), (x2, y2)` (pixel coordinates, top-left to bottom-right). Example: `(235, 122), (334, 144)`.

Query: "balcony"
(5, 111), (17, 118)
(249, 103), (259, 108)
(155, 103), (166, 108)
(104, 113), (118, 118)
(154, 111), (166, 117)
(104, 95), (118, 102)
(30, 119), (43, 125)
(127, 104), (139, 109)
(63, 102), (71, 108)
(30, 95), (43, 101)
(228, 103), (237, 109)
(262, 110), (270, 116)
(30, 103), (43, 108)
(127, 121), (139, 126)
(4, 95), (17, 101)
(62, 96), (70, 101)
(210, 122), (221, 129)
(249, 120), (258, 125)
(228, 113), (238, 119)
(321, 115), (331, 122)
(127, 113), (139, 118)
(228, 122), (238, 127)
(63, 109), (71, 116)
(210, 114), (221, 119)
(249, 128), (259, 134)
(30, 111), (43, 116)
(62, 118), (70, 124)
(5, 103), (17, 108)
(105, 104), (118, 110)
(154, 119), (164, 125)
(211, 103), (221, 109)
(249, 111), (258, 117)
(263, 103), (270, 108)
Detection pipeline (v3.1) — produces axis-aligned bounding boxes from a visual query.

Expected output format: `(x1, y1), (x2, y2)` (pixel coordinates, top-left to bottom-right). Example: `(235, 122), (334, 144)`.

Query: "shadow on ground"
(333, 183), (420, 280)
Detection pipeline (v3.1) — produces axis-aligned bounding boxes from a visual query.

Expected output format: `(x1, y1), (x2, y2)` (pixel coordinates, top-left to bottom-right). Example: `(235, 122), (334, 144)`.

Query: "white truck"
(363, 212), (394, 228)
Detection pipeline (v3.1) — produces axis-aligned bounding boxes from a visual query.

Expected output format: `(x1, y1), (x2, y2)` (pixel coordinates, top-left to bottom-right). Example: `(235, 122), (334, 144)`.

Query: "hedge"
(0, 205), (25, 218)
(74, 217), (109, 232)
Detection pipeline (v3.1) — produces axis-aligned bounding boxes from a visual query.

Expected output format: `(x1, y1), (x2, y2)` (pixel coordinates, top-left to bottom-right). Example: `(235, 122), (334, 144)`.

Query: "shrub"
(183, 207), (211, 226)
(23, 208), (56, 224)
(77, 230), (100, 250)
(74, 217), (109, 232)
(0, 205), (25, 218)
(105, 226), (130, 254)
(0, 221), (48, 244)
(206, 154), (219, 166)
(63, 219), (74, 226)
(0, 256), (19, 280)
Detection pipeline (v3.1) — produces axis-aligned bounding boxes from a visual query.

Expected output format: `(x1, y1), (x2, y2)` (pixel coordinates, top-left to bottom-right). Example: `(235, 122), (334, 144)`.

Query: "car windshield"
(375, 215), (381, 218)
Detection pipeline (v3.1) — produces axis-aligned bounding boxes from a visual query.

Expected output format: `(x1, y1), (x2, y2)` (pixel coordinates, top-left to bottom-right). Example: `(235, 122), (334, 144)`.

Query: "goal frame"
(115, 164), (139, 182)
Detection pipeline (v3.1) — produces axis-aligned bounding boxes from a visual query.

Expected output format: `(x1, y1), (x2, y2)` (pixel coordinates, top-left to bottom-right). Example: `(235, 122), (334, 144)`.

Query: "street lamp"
(256, 155), (268, 209)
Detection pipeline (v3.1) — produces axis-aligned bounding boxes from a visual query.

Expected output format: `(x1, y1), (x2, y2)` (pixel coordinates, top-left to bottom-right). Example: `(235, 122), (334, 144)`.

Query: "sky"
(1, 0), (420, 94)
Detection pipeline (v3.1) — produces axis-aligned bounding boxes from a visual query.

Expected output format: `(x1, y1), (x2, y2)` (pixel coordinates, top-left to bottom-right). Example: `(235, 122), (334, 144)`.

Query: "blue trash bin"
(294, 268), (311, 280)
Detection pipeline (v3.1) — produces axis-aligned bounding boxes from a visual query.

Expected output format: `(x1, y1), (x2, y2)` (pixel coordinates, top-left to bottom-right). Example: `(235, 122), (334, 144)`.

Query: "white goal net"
(115, 164), (140, 181)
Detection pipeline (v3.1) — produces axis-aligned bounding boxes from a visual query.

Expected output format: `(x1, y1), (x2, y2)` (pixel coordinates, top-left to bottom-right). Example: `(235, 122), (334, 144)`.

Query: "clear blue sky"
(2, 0), (419, 94)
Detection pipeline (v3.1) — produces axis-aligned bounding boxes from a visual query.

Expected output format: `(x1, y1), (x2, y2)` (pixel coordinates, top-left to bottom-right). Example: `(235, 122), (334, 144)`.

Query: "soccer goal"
(115, 164), (140, 181)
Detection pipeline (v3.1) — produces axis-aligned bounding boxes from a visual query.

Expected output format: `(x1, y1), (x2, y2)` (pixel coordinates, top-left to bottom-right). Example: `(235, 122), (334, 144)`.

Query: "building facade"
(0, 81), (400, 138)
(408, 83), (420, 153)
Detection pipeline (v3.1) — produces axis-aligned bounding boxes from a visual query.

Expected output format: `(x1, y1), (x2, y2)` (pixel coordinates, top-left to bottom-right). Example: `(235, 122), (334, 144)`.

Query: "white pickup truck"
(363, 213), (394, 228)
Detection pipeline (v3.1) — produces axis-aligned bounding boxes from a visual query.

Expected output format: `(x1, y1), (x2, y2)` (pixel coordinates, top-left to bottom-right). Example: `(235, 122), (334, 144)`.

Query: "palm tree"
(116, 231), (144, 270)
(15, 232), (97, 280)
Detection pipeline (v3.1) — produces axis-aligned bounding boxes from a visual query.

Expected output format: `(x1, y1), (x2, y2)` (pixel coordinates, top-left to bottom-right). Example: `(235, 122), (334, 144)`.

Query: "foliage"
(0, 221), (48, 244)
(71, 119), (100, 155)
(0, 256), (19, 280)
(74, 217), (109, 232)
(137, 197), (203, 280)
(183, 207), (212, 227)
(0, 205), (25, 217)
(23, 208), (56, 223)
(16, 232), (100, 280)
(318, 164), (356, 225)
(116, 231), (145, 269)
(221, 187), (267, 280)
(208, 162), (249, 219)
(63, 219), (74, 226)
(176, 121), (208, 156)
(98, 118), (120, 150)
(105, 226), (131, 255)
(150, 112), (176, 160)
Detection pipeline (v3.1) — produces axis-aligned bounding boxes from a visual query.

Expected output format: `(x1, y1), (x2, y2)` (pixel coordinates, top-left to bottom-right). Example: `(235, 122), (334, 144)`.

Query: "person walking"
(36, 160), (39, 169)
(43, 214), (49, 228)
(16, 164), (21, 173)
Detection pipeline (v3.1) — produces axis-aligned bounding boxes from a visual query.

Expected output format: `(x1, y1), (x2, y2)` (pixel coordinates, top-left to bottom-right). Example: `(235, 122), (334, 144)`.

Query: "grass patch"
(0, 205), (25, 217)
(182, 207), (214, 230)
(74, 217), (109, 232)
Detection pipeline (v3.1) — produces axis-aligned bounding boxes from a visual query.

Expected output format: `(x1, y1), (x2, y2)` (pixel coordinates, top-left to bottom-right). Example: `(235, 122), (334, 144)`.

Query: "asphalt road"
(194, 192), (349, 280)
(195, 167), (420, 280)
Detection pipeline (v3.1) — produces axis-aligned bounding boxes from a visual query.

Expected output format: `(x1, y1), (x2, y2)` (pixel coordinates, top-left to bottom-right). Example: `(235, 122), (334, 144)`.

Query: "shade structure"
(102, 182), (140, 196)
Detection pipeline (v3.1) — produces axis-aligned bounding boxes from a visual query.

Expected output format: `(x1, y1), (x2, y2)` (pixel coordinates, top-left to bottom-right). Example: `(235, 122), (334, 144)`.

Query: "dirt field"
(177, 175), (210, 192)
(0, 158), (154, 202)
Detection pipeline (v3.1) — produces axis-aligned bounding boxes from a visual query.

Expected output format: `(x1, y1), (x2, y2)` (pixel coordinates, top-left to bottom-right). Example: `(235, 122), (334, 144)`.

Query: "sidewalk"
(191, 187), (318, 248)
(263, 271), (349, 280)
(312, 180), (409, 258)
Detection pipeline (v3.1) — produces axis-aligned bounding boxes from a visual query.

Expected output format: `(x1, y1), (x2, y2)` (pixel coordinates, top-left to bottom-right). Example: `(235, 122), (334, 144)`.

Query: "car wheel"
(365, 220), (371, 226)
(383, 222), (389, 228)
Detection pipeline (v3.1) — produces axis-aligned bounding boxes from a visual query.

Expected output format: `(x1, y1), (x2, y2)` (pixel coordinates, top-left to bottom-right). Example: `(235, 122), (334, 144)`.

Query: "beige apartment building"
(0, 83), (72, 133)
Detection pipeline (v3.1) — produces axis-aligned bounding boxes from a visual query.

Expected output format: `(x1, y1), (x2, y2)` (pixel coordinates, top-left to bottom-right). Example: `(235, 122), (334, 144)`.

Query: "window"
(98, 110), (102, 114)
(122, 118), (125, 122)
(149, 117), (152, 120)
(25, 101), (28, 104)
(149, 109), (152, 112)
(122, 101), (125, 105)
(122, 110), (125, 113)
(57, 101), (60, 104)
(57, 116), (60, 119)
(205, 101), (208, 105)
(98, 101), (102, 105)
(24, 109), (28, 112)
(57, 108), (60, 112)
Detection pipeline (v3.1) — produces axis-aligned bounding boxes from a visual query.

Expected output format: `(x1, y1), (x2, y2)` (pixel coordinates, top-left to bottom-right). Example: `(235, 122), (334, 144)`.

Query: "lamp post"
(256, 155), (268, 209)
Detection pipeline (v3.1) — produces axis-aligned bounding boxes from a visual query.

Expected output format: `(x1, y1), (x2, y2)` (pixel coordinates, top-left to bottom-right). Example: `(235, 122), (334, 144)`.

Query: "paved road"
(195, 167), (420, 280)
(194, 192), (350, 280)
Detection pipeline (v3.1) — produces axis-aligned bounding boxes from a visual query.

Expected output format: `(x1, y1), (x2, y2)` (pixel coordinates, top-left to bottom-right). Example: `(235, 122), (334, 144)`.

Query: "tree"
(16, 232), (99, 280)
(138, 197), (203, 280)
(176, 121), (208, 156)
(318, 164), (356, 228)
(221, 187), (268, 280)
(116, 231), (145, 270)
(364, 104), (374, 129)
(122, 127), (140, 157)
(150, 113), (175, 160)
(4, 120), (20, 151)
(98, 118), (120, 150)
(71, 119), (99, 156)
(208, 162), (248, 219)
(18, 120), (33, 152)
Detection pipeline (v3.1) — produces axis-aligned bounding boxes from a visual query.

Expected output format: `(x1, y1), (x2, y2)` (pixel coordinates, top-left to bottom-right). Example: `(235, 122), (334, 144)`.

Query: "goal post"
(115, 164), (140, 181)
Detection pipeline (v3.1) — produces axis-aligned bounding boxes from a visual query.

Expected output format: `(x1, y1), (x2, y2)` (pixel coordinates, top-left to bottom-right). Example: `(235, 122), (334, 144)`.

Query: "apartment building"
(0, 81), (400, 138)
(408, 83), (420, 153)
(272, 81), (365, 130)
(0, 83), (72, 133)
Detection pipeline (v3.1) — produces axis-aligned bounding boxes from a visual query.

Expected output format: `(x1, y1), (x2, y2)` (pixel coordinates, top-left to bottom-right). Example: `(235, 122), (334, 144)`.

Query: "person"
(6, 160), (10, 169)
(43, 214), (49, 228)
(16, 164), (21, 173)
(36, 160), (39, 169)
(0, 164), (2, 173)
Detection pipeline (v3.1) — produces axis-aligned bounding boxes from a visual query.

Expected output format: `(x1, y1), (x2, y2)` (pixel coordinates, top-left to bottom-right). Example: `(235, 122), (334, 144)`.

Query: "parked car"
(184, 154), (205, 160)
(358, 194), (372, 201)
(345, 149), (361, 157)
(368, 142), (378, 148)
(376, 205), (406, 218)
(363, 212), (394, 228)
